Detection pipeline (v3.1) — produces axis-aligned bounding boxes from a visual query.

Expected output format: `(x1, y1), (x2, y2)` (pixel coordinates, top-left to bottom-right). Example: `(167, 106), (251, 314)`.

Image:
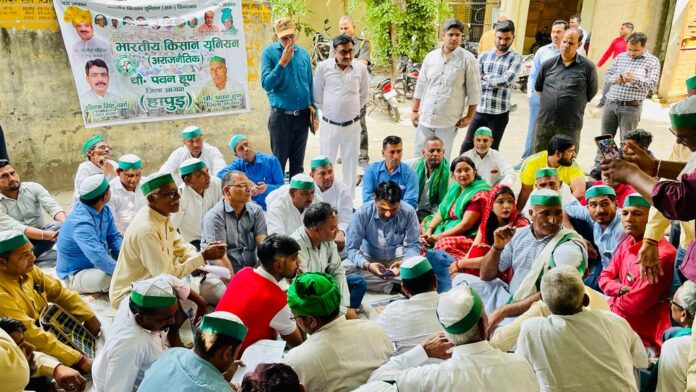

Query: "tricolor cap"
(210, 55), (226, 65)
(79, 174), (109, 200)
(229, 134), (248, 152)
(584, 185), (616, 201)
(181, 125), (203, 139)
(310, 155), (331, 169)
(529, 188), (561, 206)
(436, 284), (483, 334)
(474, 126), (493, 138)
(287, 272), (342, 317)
(400, 256), (433, 280)
(0, 230), (30, 254)
(141, 172), (175, 195)
(290, 174), (315, 190)
(535, 167), (559, 179)
(686, 75), (696, 91)
(669, 95), (696, 128)
(198, 311), (248, 343)
(130, 275), (177, 308)
(82, 134), (105, 156)
(623, 193), (650, 208)
(118, 154), (142, 171)
(179, 158), (207, 176)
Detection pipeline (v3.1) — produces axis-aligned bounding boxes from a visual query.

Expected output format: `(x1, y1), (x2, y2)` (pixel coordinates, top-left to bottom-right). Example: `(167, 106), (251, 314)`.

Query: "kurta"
(284, 317), (394, 392)
(0, 328), (30, 392)
(377, 291), (443, 355)
(657, 334), (690, 392)
(315, 180), (353, 232)
(138, 348), (230, 392)
(266, 192), (319, 236)
(462, 148), (515, 186)
(108, 177), (145, 234)
(72, 160), (117, 202)
(0, 268), (94, 365)
(170, 176), (223, 243)
(109, 206), (204, 308)
(159, 144), (226, 185)
(598, 236), (675, 351)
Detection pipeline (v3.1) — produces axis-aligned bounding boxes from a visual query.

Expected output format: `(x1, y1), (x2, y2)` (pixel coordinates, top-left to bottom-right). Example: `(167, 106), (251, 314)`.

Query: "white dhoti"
(452, 273), (511, 314)
(320, 119), (361, 194)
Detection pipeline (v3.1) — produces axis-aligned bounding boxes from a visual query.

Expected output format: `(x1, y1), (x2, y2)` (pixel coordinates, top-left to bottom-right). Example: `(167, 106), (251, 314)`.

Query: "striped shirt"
(476, 48), (522, 114)
(605, 51), (660, 102)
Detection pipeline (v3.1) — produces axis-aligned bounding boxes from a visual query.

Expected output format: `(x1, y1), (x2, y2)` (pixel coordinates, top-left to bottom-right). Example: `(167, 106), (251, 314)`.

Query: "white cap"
(130, 275), (177, 308)
(78, 174), (108, 199)
(436, 284), (483, 335)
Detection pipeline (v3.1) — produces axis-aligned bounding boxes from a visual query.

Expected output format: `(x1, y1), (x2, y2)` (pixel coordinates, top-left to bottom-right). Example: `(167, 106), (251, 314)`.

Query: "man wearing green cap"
(159, 125), (226, 186)
(369, 284), (538, 390)
(310, 155), (353, 237)
(138, 311), (247, 391)
(108, 154), (145, 234)
(73, 134), (117, 203)
(57, 174), (121, 294)
(0, 231), (100, 373)
(461, 127), (514, 187)
(196, 55), (246, 112)
(267, 174), (319, 236)
(405, 137), (450, 221)
(220, 8), (237, 34)
(285, 272), (393, 391)
(598, 193), (675, 352)
(521, 166), (575, 221)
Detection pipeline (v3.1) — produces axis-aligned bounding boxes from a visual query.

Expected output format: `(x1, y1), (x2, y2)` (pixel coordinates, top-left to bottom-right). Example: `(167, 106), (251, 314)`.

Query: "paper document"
(197, 264), (231, 279)
(231, 339), (287, 384)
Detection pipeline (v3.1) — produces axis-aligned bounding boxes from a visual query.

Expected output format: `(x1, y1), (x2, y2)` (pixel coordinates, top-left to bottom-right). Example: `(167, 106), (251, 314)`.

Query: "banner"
(53, 0), (250, 128)
(0, 0), (59, 31)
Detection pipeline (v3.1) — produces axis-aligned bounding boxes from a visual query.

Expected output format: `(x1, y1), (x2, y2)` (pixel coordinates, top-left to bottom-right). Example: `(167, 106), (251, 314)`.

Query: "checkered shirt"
(476, 48), (522, 114)
(605, 51), (661, 102)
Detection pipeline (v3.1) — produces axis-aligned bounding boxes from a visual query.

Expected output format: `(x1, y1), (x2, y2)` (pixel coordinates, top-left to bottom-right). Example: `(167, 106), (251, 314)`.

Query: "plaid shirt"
(476, 48), (522, 114)
(605, 51), (661, 102)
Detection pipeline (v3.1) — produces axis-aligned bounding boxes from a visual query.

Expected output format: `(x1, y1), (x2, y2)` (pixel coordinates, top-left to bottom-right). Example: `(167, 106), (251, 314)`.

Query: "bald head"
(496, 15), (509, 23)
(560, 28), (583, 59)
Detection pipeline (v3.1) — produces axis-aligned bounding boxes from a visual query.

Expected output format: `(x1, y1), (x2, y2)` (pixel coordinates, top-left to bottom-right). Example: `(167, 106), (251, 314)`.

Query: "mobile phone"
(594, 135), (621, 159)
(382, 269), (395, 277)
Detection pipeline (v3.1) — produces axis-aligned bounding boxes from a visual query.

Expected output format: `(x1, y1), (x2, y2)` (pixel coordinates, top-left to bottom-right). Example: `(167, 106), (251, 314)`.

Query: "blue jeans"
(671, 246), (687, 298)
(347, 274), (367, 309)
(522, 94), (540, 159)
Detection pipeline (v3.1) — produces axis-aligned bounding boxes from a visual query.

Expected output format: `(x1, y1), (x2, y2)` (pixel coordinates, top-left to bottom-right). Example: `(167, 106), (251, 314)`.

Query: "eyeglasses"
(669, 128), (695, 149)
(158, 189), (180, 199)
(338, 49), (353, 56)
(671, 298), (685, 310)
(228, 183), (253, 191)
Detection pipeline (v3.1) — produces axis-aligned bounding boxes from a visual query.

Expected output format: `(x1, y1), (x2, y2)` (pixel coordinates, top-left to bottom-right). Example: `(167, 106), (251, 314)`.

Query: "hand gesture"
(254, 182), (268, 196)
(367, 262), (387, 278)
(101, 159), (116, 177)
(636, 241), (663, 284)
(619, 285), (631, 296)
(54, 364), (87, 392)
(622, 140), (657, 174)
(492, 226), (515, 250)
(624, 72), (634, 83)
(486, 307), (507, 334)
(422, 332), (454, 360)
(202, 241), (227, 261)
(280, 44), (295, 66)
(455, 115), (472, 128)
(411, 111), (419, 128)
(599, 158), (641, 184)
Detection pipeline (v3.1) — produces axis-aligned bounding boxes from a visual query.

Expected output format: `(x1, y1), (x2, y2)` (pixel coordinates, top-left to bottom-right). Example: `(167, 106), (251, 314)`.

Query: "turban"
(287, 272), (341, 317)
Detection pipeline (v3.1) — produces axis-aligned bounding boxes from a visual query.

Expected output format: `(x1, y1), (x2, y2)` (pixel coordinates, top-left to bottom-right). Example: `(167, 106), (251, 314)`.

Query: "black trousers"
(268, 108), (310, 177)
(460, 111), (510, 154)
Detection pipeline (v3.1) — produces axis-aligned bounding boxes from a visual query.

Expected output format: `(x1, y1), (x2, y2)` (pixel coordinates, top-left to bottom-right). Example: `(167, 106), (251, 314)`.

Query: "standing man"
(261, 17), (315, 178)
(405, 137), (450, 221)
(460, 20), (522, 153)
(534, 28), (598, 153)
(596, 22), (634, 108)
(478, 15), (509, 54)
(159, 126), (226, 185)
(108, 154), (145, 235)
(315, 34), (369, 191)
(569, 15), (588, 55)
(412, 18), (480, 160)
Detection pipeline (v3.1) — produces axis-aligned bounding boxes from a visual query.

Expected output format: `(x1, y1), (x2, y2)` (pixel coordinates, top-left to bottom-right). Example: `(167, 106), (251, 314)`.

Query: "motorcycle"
(311, 19), (331, 66)
(368, 77), (400, 123)
(529, 27), (551, 54)
(512, 54), (535, 93)
(393, 56), (420, 100)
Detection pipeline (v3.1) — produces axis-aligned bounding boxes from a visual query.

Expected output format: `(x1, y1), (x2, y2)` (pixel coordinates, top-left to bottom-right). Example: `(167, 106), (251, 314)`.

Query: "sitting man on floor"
(461, 127), (515, 187)
(377, 256), (444, 356)
(109, 172), (228, 308)
(309, 156), (353, 250)
(599, 193), (676, 354)
(215, 235), (304, 355)
(580, 170), (636, 208)
(362, 136), (419, 209)
(0, 159), (65, 262)
(516, 265), (649, 391)
(108, 154), (145, 235)
(521, 167), (575, 220)
(240, 363), (304, 392)
(368, 284), (538, 390)
(267, 174), (319, 236)
(57, 174), (121, 294)
(405, 137), (450, 222)
(0, 231), (100, 373)
(217, 134), (284, 211)
(346, 180), (421, 294)
(454, 189), (587, 329)
(285, 272), (394, 392)
(159, 126), (226, 185)
(73, 135), (117, 203)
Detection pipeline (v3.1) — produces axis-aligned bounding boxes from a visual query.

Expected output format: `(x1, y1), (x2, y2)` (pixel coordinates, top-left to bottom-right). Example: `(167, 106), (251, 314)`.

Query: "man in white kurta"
(73, 135), (117, 203)
(310, 156), (353, 233)
(314, 35), (369, 191)
(515, 265), (648, 392)
(108, 154), (145, 234)
(159, 126), (226, 185)
(522, 167), (575, 220)
(266, 174), (319, 236)
(461, 126), (515, 186)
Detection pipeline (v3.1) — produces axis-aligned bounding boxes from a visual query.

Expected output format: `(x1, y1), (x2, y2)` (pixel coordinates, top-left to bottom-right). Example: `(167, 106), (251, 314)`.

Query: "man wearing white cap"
(377, 256), (443, 356)
(93, 274), (195, 392)
(139, 311), (248, 391)
(108, 154), (145, 234)
(310, 156), (353, 241)
(159, 125), (226, 185)
(109, 172), (227, 308)
(516, 265), (648, 391)
(73, 134), (117, 203)
(369, 284), (538, 390)
(57, 174), (121, 293)
(171, 158), (223, 249)
(267, 174), (319, 236)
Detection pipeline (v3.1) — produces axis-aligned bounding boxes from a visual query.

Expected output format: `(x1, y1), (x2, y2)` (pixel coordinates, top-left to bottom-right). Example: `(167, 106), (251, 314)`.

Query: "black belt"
(271, 107), (309, 116)
(613, 100), (642, 107)
(321, 115), (361, 127)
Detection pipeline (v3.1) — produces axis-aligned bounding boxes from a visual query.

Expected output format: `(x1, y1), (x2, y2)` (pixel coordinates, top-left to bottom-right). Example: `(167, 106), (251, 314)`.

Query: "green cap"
(400, 256), (433, 280)
(585, 185), (616, 200)
(82, 134), (104, 156)
(669, 96), (696, 128)
(181, 125), (203, 139)
(179, 158), (207, 176)
(220, 8), (232, 23)
(687, 75), (696, 91)
(310, 156), (331, 169)
(198, 311), (248, 342)
(118, 154), (142, 171)
(535, 167), (559, 179)
(474, 127), (493, 138)
(436, 285), (483, 334)
(0, 231), (30, 254)
(290, 174), (315, 190)
(210, 55), (226, 65)
(623, 193), (650, 208)
(141, 172), (175, 195)
(287, 272), (342, 316)
(530, 189), (562, 206)
(130, 276), (178, 308)
(79, 174), (109, 200)
(229, 134), (248, 152)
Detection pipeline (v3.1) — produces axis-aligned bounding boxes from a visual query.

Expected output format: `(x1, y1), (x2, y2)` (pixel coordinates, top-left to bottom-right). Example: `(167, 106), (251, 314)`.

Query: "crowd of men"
(1, 10), (696, 392)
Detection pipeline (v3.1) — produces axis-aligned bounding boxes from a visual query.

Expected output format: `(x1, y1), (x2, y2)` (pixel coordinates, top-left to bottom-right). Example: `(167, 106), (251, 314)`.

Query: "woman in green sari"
(421, 155), (490, 247)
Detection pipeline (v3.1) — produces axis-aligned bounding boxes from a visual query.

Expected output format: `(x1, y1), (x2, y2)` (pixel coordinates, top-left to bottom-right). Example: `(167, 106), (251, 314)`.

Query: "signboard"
(0, 0), (59, 31)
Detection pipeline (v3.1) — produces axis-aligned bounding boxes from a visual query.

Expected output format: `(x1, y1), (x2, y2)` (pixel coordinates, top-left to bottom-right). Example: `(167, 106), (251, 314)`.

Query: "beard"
(558, 157), (572, 167)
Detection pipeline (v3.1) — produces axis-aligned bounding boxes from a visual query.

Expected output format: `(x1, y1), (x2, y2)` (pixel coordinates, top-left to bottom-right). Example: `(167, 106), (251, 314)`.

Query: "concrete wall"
(0, 1), (274, 191)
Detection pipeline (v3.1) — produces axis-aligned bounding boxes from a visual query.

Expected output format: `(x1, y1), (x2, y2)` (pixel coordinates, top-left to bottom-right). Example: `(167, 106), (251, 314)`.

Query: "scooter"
(529, 27), (551, 54)
(368, 77), (400, 123)
(311, 19), (331, 66)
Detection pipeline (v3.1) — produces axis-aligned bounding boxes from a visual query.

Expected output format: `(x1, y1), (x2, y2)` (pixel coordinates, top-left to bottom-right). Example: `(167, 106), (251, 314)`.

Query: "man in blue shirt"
(564, 184), (625, 290)
(362, 136), (419, 209)
(57, 174), (121, 294)
(217, 134), (284, 210)
(261, 17), (315, 178)
(346, 180), (421, 293)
